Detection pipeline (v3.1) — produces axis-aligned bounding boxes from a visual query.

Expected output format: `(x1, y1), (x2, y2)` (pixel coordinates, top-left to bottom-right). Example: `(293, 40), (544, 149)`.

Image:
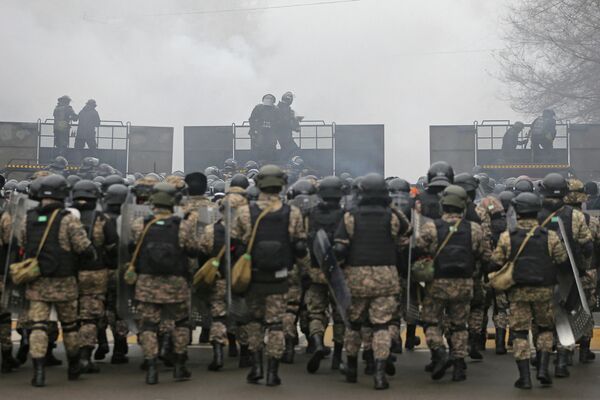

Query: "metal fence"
(232, 120), (335, 152)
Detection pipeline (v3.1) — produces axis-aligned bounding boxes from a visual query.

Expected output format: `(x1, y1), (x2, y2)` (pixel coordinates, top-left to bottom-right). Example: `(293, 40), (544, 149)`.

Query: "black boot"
(385, 355), (396, 376)
(468, 332), (483, 360)
(239, 345), (252, 368)
(31, 357), (45, 387)
(425, 349), (436, 372)
(306, 337), (316, 354)
(111, 334), (129, 364)
(345, 355), (358, 383)
(495, 328), (507, 355)
(227, 333), (238, 357)
(67, 352), (81, 381)
(173, 353), (191, 381)
(537, 351), (552, 384)
(1, 348), (19, 373)
(158, 333), (174, 367)
(579, 338), (592, 364)
(514, 359), (532, 389)
(554, 349), (569, 378)
(266, 358), (281, 386)
(405, 324), (421, 350)
(80, 346), (100, 373)
(431, 347), (450, 380)
(374, 359), (389, 390)
(507, 329), (514, 347)
(146, 358), (158, 385)
(567, 349), (574, 366)
(391, 331), (403, 354)
(451, 358), (467, 382)
(307, 334), (326, 374)
(16, 329), (30, 365)
(363, 349), (375, 375)
(281, 336), (295, 364)
(208, 342), (224, 371)
(45, 341), (62, 367)
(331, 342), (343, 370)
(94, 329), (109, 360)
(246, 351), (264, 383)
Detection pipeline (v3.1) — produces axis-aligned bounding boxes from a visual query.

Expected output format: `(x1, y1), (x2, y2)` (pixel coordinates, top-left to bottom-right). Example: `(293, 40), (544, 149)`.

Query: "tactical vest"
(510, 227), (555, 286)
(25, 209), (76, 278)
(137, 215), (187, 277)
(419, 190), (442, 219)
(539, 205), (582, 272)
(490, 214), (507, 247)
(347, 205), (397, 267)
(433, 219), (474, 279)
(212, 222), (228, 277)
(249, 204), (293, 288)
(307, 204), (344, 267)
(78, 209), (104, 271)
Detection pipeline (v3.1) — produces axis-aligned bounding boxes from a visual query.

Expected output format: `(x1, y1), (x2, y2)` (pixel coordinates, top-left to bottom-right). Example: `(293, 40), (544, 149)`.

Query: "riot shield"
(312, 229), (351, 325)
(553, 217), (594, 347)
(391, 193), (411, 218)
(405, 208), (419, 322)
(1, 193), (38, 314)
(116, 195), (152, 331)
(289, 194), (319, 215)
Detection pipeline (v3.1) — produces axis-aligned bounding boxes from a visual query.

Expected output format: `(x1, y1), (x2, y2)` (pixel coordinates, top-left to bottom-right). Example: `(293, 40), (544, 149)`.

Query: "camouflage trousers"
(508, 287), (554, 360)
(282, 264), (302, 339)
(492, 290), (509, 329)
(467, 279), (486, 335)
(78, 270), (108, 348)
(0, 279), (12, 351)
(137, 302), (189, 359)
(209, 278), (227, 344)
(104, 270), (128, 337)
(305, 283), (345, 343)
(344, 295), (397, 360)
(582, 270), (597, 339)
(28, 300), (79, 359)
(422, 279), (473, 359)
(246, 292), (287, 359)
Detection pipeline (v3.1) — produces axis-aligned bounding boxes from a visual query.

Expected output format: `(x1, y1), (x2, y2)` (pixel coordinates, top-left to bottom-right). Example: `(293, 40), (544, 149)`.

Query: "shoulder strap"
(511, 225), (539, 263)
(433, 218), (462, 260)
(35, 209), (61, 259)
(540, 210), (558, 228)
(246, 204), (274, 253)
(129, 215), (169, 267)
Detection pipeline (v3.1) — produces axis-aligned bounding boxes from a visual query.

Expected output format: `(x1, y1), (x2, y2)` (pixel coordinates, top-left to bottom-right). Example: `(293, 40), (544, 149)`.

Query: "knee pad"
(512, 330), (528, 340)
(267, 322), (283, 332)
(372, 323), (390, 333)
(31, 321), (48, 332)
(449, 324), (467, 333)
(140, 321), (159, 333)
(62, 321), (80, 334)
(175, 318), (190, 329)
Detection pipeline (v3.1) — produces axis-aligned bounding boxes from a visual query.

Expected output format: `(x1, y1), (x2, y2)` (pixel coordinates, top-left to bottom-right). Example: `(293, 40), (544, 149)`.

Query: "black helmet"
(318, 176), (344, 200)
(512, 192), (542, 215)
(58, 95), (71, 103)
(16, 180), (30, 194)
(97, 163), (114, 177)
(105, 184), (129, 206)
(584, 181), (599, 196)
(39, 174), (69, 200)
(387, 178), (411, 194)
(288, 179), (316, 199)
(256, 165), (287, 190)
(498, 191), (515, 212)
(358, 173), (388, 199)
(50, 156), (68, 170)
(102, 174), (125, 192)
(513, 178), (534, 195)
(82, 157), (100, 168)
(493, 183), (506, 194)
(246, 185), (260, 201)
(66, 174), (81, 187)
(440, 185), (468, 210)
(185, 172), (207, 196)
(29, 178), (44, 201)
(427, 161), (454, 188)
(224, 158), (238, 171)
(204, 166), (221, 178)
(72, 180), (101, 200)
(540, 173), (568, 198)
(244, 160), (259, 171)
(230, 174), (249, 189)
(504, 177), (517, 191)
(454, 173), (479, 192)
(149, 182), (177, 208)
(212, 180), (226, 195)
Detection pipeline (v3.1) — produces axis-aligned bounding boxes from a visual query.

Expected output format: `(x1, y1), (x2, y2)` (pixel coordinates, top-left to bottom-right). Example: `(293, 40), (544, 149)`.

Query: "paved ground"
(2, 344), (600, 400)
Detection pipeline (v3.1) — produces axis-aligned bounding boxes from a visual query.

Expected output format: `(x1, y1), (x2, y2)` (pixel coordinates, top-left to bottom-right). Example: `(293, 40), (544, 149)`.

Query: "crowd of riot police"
(0, 154), (598, 392)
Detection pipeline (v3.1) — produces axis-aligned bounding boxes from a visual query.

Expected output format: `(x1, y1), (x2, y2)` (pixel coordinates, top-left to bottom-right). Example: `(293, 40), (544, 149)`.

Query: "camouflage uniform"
(0, 210), (13, 358)
(231, 192), (306, 360)
(490, 218), (567, 360)
(16, 205), (92, 361)
(417, 212), (490, 361)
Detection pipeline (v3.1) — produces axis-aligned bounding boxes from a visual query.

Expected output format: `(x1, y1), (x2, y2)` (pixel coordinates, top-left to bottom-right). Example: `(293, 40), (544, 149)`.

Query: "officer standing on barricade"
(334, 173), (411, 390)
(53, 95), (78, 157)
(70, 180), (109, 373)
(489, 192), (567, 389)
(75, 99), (101, 155)
(126, 182), (199, 385)
(537, 173), (593, 378)
(304, 176), (346, 373)
(249, 94), (280, 164)
(16, 174), (96, 387)
(231, 165), (307, 387)
(415, 185), (490, 382)
(563, 178), (599, 363)
(276, 91), (301, 161)
(416, 162), (454, 219)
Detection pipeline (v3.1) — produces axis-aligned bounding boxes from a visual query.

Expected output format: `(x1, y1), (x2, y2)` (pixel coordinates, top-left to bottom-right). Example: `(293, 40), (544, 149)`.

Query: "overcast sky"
(0, 0), (525, 179)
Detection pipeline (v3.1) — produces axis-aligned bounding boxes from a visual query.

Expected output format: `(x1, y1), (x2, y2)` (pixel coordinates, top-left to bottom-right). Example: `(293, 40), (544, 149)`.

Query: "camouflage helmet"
(149, 182), (177, 208)
(564, 178), (587, 205)
(440, 185), (468, 210)
(256, 165), (287, 190)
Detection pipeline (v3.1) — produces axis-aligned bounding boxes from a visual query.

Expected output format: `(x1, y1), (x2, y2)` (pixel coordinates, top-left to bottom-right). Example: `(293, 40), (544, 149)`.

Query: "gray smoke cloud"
(0, 0), (523, 179)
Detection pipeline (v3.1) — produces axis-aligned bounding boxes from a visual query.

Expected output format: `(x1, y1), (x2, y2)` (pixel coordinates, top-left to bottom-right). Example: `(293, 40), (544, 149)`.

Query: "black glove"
(333, 243), (348, 261)
(294, 239), (308, 258)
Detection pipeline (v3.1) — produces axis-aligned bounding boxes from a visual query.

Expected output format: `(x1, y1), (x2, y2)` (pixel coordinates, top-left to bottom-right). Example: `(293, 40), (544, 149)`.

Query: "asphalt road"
(2, 344), (600, 400)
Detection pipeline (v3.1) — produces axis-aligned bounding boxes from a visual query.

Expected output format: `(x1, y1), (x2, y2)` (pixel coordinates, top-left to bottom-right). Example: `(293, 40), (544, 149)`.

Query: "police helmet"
(212, 180), (226, 195)
(246, 185), (260, 201)
(104, 184), (129, 206)
(339, 172), (352, 181)
(185, 172), (207, 196)
(358, 173), (388, 199)
(498, 191), (515, 212)
(50, 156), (68, 170)
(564, 178), (587, 205)
(66, 174), (81, 188)
(440, 185), (468, 210)
(514, 121), (525, 130)
(230, 174), (249, 189)
(256, 165), (287, 191)
(244, 160), (259, 171)
(387, 178), (411, 194)
(97, 163), (115, 177)
(58, 95), (71, 103)
(149, 182), (177, 208)
(102, 174), (125, 192)
(93, 176), (105, 185)
(512, 192), (542, 215)
(82, 157), (100, 168)
(454, 173), (479, 193)
(288, 179), (316, 199)
(39, 174), (69, 200)
(204, 166), (221, 178)
(318, 176), (344, 200)
(513, 178), (534, 195)
(584, 181), (599, 196)
(72, 180), (101, 200)
(16, 180), (30, 194)
(224, 158), (238, 171)
(281, 91), (294, 104)
(86, 99), (97, 106)
(427, 161), (454, 187)
(540, 173), (568, 198)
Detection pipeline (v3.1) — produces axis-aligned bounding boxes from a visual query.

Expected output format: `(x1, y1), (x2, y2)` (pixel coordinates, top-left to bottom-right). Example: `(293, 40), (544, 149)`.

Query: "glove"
(294, 240), (308, 258)
(333, 243), (348, 260)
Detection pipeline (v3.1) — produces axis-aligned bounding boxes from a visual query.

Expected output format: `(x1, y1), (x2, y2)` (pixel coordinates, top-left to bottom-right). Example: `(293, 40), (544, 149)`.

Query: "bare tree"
(498, 0), (600, 122)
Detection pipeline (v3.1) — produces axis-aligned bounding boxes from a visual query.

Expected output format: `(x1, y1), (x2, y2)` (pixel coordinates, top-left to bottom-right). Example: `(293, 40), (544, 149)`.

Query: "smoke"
(0, 0), (520, 179)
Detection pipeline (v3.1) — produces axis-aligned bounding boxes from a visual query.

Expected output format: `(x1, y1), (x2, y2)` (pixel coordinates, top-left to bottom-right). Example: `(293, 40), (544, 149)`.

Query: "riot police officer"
(417, 161), (454, 219)
(53, 96), (78, 156)
(249, 94), (280, 164)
